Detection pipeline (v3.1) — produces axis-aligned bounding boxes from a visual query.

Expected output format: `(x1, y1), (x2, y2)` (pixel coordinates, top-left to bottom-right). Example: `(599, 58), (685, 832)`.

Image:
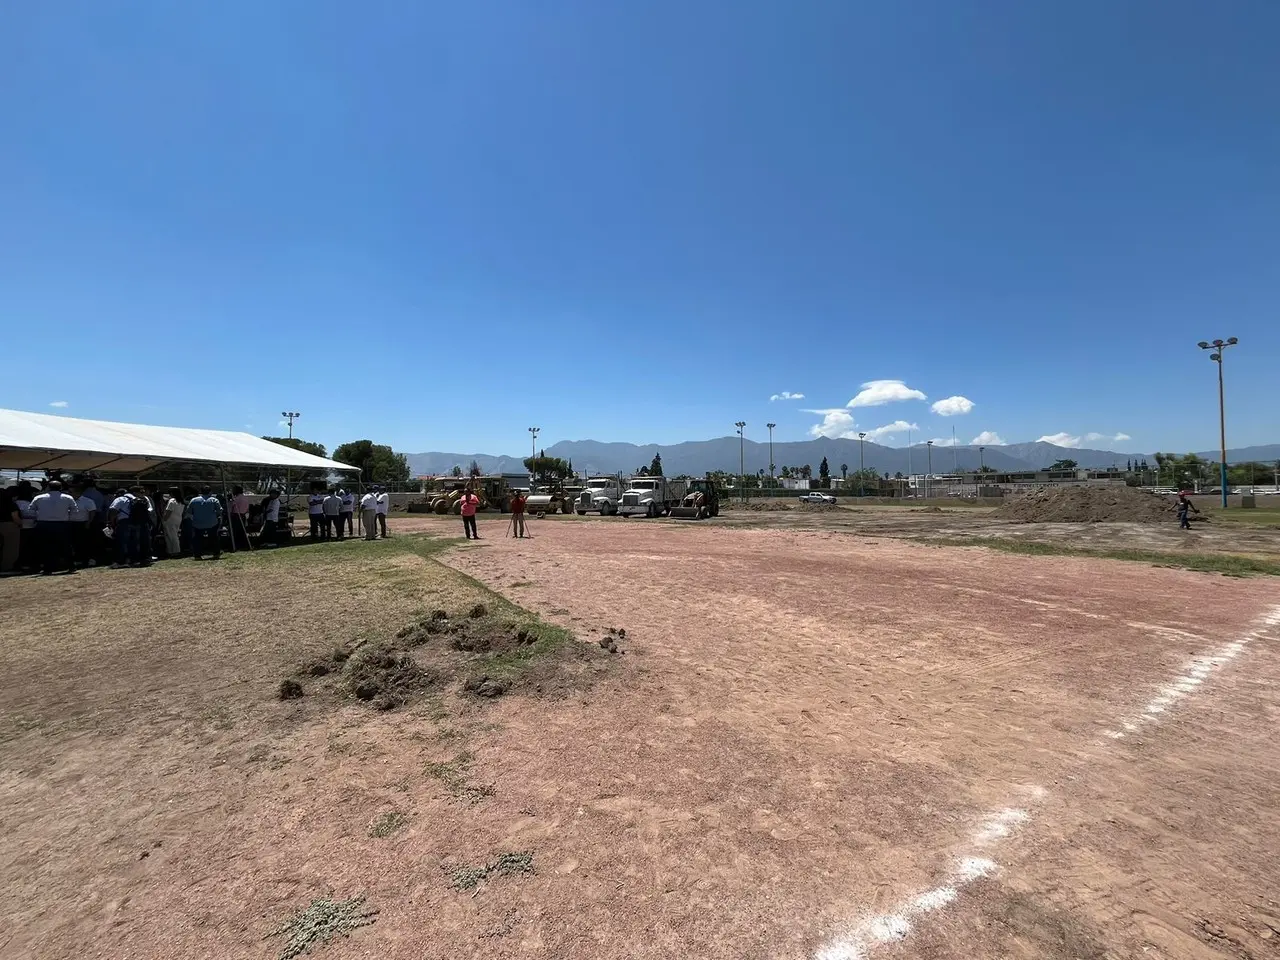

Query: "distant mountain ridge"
(406, 438), (1280, 478)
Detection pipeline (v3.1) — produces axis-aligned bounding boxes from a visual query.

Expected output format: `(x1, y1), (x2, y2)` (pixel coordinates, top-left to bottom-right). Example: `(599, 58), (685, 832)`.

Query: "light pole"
(528, 426), (540, 489)
(766, 423), (776, 489)
(281, 411), (301, 439)
(907, 425), (912, 482)
(926, 440), (934, 500)
(978, 445), (985, 496)
(1197, 337), (1238, 509)
(735, 422), (746, 501)
(858, 432), (866, 498)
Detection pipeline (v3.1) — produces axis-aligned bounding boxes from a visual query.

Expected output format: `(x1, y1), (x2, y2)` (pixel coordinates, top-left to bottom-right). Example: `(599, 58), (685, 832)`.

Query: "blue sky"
(2, 1), (1277, 457)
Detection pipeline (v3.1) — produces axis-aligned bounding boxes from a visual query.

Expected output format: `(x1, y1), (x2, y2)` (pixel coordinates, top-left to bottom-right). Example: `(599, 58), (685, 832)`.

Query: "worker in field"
(306, 485), (326, 540)
(509, 488), (527, 538)
(1177, 491), (1199, 530)
(459, 484), (480, 540)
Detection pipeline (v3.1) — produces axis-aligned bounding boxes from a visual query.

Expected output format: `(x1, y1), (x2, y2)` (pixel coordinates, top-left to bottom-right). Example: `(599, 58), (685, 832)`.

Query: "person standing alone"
(1177, 491), (1199, 530)
(375, 486), (390, 539)
(360, 489), (378, 540)
(188, 486), (223, 560)
(509, 489), (527, 538)
(30, 480), (79, 575)
(459, 485), (480, 540)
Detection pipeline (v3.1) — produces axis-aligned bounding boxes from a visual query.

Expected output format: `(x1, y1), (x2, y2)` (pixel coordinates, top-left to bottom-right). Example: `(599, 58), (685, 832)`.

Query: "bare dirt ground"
(714, 501), (1280, 558)
(2, 516), (1279, 960)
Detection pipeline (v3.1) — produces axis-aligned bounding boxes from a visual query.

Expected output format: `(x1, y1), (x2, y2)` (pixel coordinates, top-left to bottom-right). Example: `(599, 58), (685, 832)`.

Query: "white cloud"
(769, 391), (805, 402)
(1040, 431), (1132, 449)
(277, 420), (290, 429)
(1038, 432), (1080, 448)
(928, 437), (958, 447)
(805, 408), (858, 439)
(930, 395), (974, 416)
(49, 400), (68, 408)
(971, 431), (1005, 445)
(863, 420), (920, 443)
(847, 379), (927, 408)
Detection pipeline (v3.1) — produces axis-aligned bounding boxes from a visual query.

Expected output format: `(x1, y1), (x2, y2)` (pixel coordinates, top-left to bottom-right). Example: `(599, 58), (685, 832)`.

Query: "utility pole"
(907, 425), (912, 483)
(952, 425), (958, 473)
(858, 432), (866, 498)
(735, 422), (746, 502)
(1197, 337), (1238, 509)
(978, 445), (985, 497)
(528, 426), (539, 489)
(926, 440), (934, 500)
(766, 423), (776, 489)
(281, 411), (301, 439)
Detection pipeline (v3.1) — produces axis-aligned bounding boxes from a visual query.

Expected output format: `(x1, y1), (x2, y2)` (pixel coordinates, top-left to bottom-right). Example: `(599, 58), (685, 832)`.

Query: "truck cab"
(576, 477), (622, 515)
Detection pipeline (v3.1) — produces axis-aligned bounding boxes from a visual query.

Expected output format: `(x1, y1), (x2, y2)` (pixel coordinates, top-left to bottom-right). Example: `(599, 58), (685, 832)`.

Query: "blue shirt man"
(188, 491), (223, 530)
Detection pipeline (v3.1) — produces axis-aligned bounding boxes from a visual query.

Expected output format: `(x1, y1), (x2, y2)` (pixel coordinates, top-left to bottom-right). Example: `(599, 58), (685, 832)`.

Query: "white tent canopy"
(0, 408), (358, 474)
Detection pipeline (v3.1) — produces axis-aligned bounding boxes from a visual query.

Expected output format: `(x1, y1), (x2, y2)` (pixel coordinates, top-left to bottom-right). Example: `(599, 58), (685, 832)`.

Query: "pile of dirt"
(280, 605), (607, 709)
(721, 500), (795, 512)
(994, 485), (1178, 524)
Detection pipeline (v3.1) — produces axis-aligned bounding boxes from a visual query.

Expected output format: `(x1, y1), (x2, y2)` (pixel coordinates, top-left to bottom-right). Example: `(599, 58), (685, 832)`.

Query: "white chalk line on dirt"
(1105, 605), (1280, 740)
(813, 605), (1280, 960)
(813, 792), (1041, 960)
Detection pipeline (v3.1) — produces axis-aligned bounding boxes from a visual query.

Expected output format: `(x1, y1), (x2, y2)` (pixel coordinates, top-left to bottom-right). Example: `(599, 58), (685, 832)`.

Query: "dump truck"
(618, 477), (689, 518)
(669, 475), (722, 519)
(575, 477), (623, 515)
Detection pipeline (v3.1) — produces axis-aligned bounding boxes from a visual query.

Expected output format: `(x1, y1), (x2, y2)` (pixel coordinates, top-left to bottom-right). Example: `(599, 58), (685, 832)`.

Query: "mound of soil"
(282, 606), (607, 709)
(994, 485), (1178, 523)
(722, 500), (795, 512)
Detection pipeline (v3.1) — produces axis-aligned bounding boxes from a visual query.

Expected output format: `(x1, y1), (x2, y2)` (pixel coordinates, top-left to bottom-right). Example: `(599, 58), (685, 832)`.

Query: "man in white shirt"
(375, 486), (390, 539)
(107, 488), (134, 568)
(321, 488), (342, 540)
(339, 488), (355, 538)
(71, 484), (98, 568)
(307, 488), (326, 540)
(360, 490), (378, 540)
(29, 480), (79, 575)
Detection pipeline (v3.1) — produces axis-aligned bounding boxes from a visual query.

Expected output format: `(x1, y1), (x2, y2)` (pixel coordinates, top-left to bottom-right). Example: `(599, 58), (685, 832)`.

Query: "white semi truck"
(575, 477), (623, 515)
(618, 477), (689, 518)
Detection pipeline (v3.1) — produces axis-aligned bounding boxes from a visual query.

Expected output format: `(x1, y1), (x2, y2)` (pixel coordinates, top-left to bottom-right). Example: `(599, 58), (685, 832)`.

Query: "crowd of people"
(0, 474), (398, 577)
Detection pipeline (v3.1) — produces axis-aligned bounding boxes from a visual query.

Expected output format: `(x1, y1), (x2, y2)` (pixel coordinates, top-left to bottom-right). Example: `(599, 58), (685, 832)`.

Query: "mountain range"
(406, 439), (1280, 478)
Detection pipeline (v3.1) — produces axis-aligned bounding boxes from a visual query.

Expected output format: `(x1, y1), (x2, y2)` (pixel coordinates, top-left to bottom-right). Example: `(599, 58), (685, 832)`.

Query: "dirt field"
(2, 516), (1279, 960)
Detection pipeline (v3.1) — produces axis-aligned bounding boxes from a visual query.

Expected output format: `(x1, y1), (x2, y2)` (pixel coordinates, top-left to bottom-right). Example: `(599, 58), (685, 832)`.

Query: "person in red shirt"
(509, 489), (527, 538)
(459, 486), (481, 540)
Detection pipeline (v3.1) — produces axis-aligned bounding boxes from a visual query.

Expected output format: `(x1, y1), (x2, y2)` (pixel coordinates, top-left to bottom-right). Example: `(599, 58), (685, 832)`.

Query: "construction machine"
(669, 475), (722, 520)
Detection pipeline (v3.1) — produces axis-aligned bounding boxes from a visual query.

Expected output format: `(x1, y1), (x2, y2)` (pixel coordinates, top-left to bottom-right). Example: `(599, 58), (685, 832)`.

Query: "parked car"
(798, 492), (837, 504)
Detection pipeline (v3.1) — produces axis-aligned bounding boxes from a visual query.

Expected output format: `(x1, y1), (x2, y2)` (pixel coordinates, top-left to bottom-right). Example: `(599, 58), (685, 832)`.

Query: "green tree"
(780, 466), (792, 479)
(333, 440), (410, 485)
(1049, 459), (1078, 471)
(649, 452), (664, 476)
(800, 464), (812, 480)
(523, 455), (572, 486)
(451, 465), (463, 478)
(840, 463), (849, 481)
(819, 457), (830, 481)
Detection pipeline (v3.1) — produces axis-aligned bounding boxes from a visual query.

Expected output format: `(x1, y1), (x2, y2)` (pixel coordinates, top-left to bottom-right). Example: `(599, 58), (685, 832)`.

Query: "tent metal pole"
(220, 463), (236, 553)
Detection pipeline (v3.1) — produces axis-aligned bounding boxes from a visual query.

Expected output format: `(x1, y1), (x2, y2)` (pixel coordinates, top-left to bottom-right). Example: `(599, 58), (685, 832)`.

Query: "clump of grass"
(269, 894), (378, 959)
(926, 537), (1280, 577)
(450, 851), (535, 891)
(425, 751), (494, 804)
(368, 811), (408, 838)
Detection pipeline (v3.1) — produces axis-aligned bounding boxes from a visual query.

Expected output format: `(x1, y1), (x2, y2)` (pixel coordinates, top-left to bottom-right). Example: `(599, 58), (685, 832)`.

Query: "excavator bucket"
(669, 492), (706, 520)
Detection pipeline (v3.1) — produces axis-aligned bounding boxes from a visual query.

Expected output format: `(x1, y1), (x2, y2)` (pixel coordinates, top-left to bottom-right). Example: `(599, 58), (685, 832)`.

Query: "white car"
(798, 492), (837, 504)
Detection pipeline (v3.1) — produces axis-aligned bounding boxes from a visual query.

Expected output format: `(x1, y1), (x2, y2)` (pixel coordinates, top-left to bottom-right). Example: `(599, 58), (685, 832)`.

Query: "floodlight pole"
(528, 426), (540, 489)
(766, 423), (776, 488)
(281, 411), (301, 439)
(978, 445), (985, 496)
(735, 422), (746, 502)
(1197, 337), (1238, 509)
(858, 432), (866, 498)
(926, 440), (934, 500)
